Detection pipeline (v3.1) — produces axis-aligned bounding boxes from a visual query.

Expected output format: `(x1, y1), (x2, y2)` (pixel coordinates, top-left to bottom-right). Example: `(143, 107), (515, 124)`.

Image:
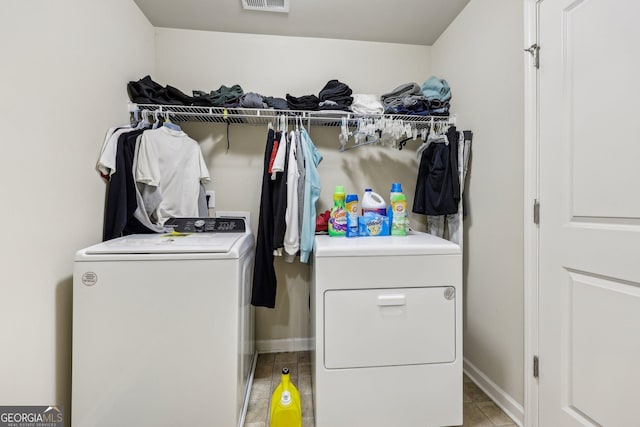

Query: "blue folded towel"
(421, 76), (451, 102)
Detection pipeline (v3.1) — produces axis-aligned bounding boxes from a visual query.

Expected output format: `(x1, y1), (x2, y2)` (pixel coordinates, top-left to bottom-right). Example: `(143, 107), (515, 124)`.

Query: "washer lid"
(84, 233), (246, 254)
(314, 231), (460, 257)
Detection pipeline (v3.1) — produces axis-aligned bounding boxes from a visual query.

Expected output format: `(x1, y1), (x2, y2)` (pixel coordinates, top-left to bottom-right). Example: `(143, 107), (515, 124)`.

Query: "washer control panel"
(164, 217), (246, 233)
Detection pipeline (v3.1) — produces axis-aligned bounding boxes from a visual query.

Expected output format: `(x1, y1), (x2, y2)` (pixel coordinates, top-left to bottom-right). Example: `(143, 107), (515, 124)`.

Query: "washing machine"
(72, 214), (255, 427)
(311, 231), (462, 427)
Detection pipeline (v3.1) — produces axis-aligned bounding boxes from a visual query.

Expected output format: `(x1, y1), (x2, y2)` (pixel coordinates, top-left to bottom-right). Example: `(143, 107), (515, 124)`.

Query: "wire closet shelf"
(129, 103), (456, 129)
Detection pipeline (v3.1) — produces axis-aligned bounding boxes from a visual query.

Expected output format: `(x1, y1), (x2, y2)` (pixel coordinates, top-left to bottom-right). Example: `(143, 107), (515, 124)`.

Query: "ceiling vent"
(242, 0), (289, 13)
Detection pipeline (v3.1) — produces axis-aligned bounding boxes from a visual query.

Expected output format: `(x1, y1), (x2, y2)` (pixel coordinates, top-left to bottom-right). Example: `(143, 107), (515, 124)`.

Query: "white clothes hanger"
(416, 121), (447, 158)
(162, 111), (182, 131)
(135, 110), (150, 129)
(152, 110), (161, 129)
(339, 116), (350, 149)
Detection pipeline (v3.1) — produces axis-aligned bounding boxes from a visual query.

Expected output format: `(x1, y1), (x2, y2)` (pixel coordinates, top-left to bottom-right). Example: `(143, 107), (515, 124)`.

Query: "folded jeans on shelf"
(381, 82), (422, 101)
(264, 96), (289, 110)
(240, 92), (267, 108)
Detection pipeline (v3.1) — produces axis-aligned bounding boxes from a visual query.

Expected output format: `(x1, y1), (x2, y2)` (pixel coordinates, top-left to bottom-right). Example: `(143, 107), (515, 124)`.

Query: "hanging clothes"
(98, 117), (211, 241)
(283, 130), (300, 262)
(135, 126), (211, 226)
(103, 127), (149, 240)
(272, 131), (290, 255)
(97, 126), (135, 179)
(251, 124), (321, 307)
(299, 127), (323, 264)
(412, 126), (460, 217)
(417, 129), (472, 244)
(98, 123), (165, 241)
(442, 130), (472, 244)
(251, 129), (279, 308)
(295, 128), (306, 239)
(131, 134), (173, 235)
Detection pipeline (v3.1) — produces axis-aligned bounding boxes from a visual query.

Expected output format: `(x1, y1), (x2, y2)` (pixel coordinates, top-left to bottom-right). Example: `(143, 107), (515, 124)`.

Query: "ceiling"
(133, 0), (471, 46)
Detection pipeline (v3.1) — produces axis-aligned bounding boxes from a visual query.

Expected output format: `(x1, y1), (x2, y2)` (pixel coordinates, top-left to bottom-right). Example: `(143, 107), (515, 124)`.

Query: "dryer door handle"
(377, 294), (406, 307)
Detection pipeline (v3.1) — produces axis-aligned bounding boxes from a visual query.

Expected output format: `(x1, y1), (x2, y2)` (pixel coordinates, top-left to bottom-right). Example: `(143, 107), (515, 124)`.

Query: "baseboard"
(238, 352), (258, 427)
(463, 358), (524, 427)
(256, 337), (314, 353)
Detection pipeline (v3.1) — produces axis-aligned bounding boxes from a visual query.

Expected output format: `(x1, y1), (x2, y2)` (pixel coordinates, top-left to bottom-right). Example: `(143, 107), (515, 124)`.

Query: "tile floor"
(244, 351), (517, 427)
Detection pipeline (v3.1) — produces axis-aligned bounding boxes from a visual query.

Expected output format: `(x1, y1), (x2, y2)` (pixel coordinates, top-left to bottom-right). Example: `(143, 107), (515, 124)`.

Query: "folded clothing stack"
(264, 96), (289, 110)
(350, 94), (385, 115)
(127, 76), (250, 108)
(421, 76), (451, 103)
(381, 77), (452, 116)
(128, 75), (453, 116)
(286, 94), (320, 111)
(192, 84), (245, 107)
(380, 82), (431, 115)
(128, 75), (195, 105)
(240, 92), (268, 108)
(421, 76), (451, 115)
(318, 79), (353, 111)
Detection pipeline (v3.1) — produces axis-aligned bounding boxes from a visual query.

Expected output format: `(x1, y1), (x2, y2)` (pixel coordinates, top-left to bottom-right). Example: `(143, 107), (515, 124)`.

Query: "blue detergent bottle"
(388, 182), (403, 217)
(345, 194), (359, 237)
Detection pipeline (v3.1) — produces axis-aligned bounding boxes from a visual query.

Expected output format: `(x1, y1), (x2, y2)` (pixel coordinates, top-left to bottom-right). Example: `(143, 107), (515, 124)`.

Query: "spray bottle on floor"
(270, 368), (302, 427)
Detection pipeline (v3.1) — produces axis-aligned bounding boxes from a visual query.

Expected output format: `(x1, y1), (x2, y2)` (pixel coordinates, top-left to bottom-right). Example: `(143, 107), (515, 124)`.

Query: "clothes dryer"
(311, 231), (462, 427)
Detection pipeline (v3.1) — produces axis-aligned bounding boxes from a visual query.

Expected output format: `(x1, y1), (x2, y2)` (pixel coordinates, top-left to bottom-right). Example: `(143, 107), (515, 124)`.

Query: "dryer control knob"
(194, 219), (206, 232)
(444, 287), (455, 300)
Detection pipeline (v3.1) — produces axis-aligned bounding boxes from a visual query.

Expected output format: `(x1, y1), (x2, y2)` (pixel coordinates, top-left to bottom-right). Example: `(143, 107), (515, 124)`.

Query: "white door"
(538, 0), (640, 426)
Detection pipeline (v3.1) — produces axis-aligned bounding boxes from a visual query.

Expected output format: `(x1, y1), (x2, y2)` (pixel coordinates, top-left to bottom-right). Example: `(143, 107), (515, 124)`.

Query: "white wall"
(154, 28), (432, 347)
(0, 1), (154, 423)
(431, 0), (525, 406)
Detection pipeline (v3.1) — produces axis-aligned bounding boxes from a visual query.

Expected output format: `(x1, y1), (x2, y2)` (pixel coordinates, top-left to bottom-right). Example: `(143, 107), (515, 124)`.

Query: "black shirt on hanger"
(251, 129), (279, 308)
(412, 126), (460, 216)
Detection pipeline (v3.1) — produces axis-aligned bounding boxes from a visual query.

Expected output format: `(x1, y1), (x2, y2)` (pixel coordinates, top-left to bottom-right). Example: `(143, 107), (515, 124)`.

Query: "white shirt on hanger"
(136, 126), (210, 226)
(271, 130), (288, 179)
(284, 130), (300, 261)
(96, 126), (134, 177)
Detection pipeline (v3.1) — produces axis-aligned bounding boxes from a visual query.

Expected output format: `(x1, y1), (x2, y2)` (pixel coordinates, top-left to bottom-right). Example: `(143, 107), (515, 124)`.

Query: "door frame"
(523, 1), (542, 426)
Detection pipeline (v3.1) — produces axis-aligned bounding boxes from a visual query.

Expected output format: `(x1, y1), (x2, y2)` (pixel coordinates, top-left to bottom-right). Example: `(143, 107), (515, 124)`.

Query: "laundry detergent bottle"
(389, 182), (408, 235)
(345, 193), (359, 237)
(391, 193), (408, 236)
(388, 182), (403, 217)
(269, 368), (302, 427)
(328, 185), (347, 237)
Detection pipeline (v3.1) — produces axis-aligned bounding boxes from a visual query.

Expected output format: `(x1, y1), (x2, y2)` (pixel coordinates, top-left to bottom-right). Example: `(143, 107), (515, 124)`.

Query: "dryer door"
(323, 286), (456, 369)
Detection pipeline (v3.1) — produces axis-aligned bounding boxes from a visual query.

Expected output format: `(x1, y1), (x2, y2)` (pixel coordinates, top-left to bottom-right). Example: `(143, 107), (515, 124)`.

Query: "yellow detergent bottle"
(269, 368), (302, 427)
